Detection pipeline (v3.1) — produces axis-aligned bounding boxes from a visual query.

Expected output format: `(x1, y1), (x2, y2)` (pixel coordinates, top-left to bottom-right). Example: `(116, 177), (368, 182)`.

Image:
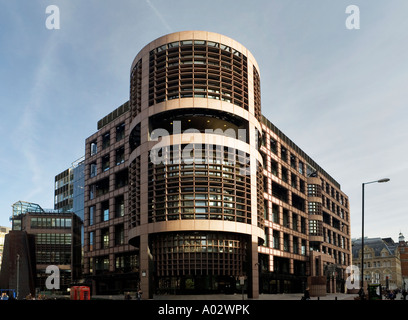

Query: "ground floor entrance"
(155, 275), (244, 295)
(259, 273), (307, 294)
(86, 272), (139, 295)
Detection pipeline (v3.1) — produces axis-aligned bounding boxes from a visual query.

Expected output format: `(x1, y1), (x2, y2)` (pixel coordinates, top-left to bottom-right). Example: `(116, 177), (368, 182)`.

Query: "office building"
(1, 201), (82, 293)
(83, 102), (139, 294)
(55, 157), (85, 222)
(83, 31), (351, 298)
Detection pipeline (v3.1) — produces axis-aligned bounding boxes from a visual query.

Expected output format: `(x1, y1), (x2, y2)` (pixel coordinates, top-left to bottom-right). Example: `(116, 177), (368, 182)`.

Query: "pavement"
(51, 291), (406, 301)
(154, 292), (356, 300)
(92, 292), (357, 300)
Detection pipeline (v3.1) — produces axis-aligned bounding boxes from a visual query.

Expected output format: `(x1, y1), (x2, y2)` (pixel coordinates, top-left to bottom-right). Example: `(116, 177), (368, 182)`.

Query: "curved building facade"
(127, 31), (265, 298)
(83, 31), (351, 298)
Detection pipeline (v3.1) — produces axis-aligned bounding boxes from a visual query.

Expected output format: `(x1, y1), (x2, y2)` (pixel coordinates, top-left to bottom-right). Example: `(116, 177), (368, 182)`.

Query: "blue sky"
(0, 0), (407, 240)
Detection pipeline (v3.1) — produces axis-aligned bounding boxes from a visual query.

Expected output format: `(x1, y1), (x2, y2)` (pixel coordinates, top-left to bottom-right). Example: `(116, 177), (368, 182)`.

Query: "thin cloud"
(12, 33), (60, 202)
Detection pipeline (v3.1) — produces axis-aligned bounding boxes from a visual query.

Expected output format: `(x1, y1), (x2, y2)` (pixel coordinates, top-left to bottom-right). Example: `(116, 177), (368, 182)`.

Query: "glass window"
(270, 138), (277, 154)
(103, 231), (109, 248)
(282, 210), (289, 227)
(102, 155), (110, 172)
(290, 154), (297, 169)
(90, 163), (97, 177)
(115, 225), (125, 245)
(102, 201), (109, 221)
(102, 132), (110, 149)
(89, 184), (96, 200)
(293, 237), (299, 254)
(273, 231), (280, 249)
(31, 218), (38, 228)
(301, 240), (306, 255)
(116, 147), (125, 165)
(89, 232), (94, 251)
(281, 146), (287, 162)
(168, 41), (179, 48)
(181, 40), (192, 46)
(89, 206), (95, 225)
(283, 234), (290, 252)
(298, 161), (304, 175)
(115, 196), (125, 217)
(272, 204), (279, 223)
(90, 141), (97, 156)
(194, 40), (206, 45)
(116, 123), (125, 142)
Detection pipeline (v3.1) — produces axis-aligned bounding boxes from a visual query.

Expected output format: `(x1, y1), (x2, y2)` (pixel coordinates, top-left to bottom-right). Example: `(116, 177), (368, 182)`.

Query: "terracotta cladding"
(126, 33), (266, 297)
(253, 66), (261, 121)
(151, 232), (247, 277)
(146, 147), (253, 225)
(130, 60), (142, 118)
(128, 32), (264, 238)
(260, 120), (351, 269)
(83, 32), (351, 297)
(83, 108), (134, 274)
(129, 156), (141, 228)
(146, 40), (249, 112)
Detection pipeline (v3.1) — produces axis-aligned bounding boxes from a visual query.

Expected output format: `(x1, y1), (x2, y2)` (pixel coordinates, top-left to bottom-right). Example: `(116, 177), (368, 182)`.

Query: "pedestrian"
(402, 289), (407, 300)
(358, 287), (365, 300)
(137, 289), (143, 300)
(302, 287), (310, 300)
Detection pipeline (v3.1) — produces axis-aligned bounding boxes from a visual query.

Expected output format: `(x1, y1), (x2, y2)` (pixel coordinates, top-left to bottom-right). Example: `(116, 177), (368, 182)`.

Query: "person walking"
(302, 287), (310, 300)
(358, 287), (365, 300)
(402, 289), (407, 301)
(137, 289), (143, 300)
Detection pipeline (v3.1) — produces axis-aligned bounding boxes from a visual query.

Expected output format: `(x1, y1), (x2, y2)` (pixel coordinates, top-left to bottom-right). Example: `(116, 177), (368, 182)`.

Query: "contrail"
(146, 0), (172, 32)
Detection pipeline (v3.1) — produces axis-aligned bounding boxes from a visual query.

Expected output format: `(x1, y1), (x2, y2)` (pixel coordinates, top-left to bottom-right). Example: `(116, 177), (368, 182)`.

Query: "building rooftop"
(12, 201), (44, 217)
(352, 237), (398, 257)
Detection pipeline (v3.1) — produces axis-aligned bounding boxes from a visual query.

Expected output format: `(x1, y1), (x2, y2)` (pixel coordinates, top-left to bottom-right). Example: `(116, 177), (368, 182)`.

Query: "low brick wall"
(308, 276), (327, 297)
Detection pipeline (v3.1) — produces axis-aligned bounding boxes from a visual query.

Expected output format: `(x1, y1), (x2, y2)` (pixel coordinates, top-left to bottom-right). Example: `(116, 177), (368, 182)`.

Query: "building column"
(248, 235), (259, 299)
(290, 258), (294, 274)
(139, 233), (151, 299)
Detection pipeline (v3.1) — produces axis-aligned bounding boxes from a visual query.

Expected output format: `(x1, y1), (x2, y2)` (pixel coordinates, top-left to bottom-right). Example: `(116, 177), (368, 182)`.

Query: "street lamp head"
(378, 178), (390, 183)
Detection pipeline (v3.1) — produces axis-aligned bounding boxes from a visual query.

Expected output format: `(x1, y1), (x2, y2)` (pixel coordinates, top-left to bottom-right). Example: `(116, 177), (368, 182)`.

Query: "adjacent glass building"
(54, 157), (85, 221)
(83, 31), (351, 298)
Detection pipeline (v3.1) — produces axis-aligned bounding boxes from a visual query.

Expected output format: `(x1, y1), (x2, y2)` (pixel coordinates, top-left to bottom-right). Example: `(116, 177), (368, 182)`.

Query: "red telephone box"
(70, 286), (91, 300)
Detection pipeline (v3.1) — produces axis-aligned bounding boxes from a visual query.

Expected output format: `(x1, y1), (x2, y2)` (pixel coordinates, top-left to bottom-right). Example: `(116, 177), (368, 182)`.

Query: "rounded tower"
(127, 31), (264, 298)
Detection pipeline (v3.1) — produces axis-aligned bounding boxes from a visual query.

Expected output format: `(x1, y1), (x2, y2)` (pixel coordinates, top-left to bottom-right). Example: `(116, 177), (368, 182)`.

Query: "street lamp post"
(16, 254), (20, 299)
(361, 178), (390, 297)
